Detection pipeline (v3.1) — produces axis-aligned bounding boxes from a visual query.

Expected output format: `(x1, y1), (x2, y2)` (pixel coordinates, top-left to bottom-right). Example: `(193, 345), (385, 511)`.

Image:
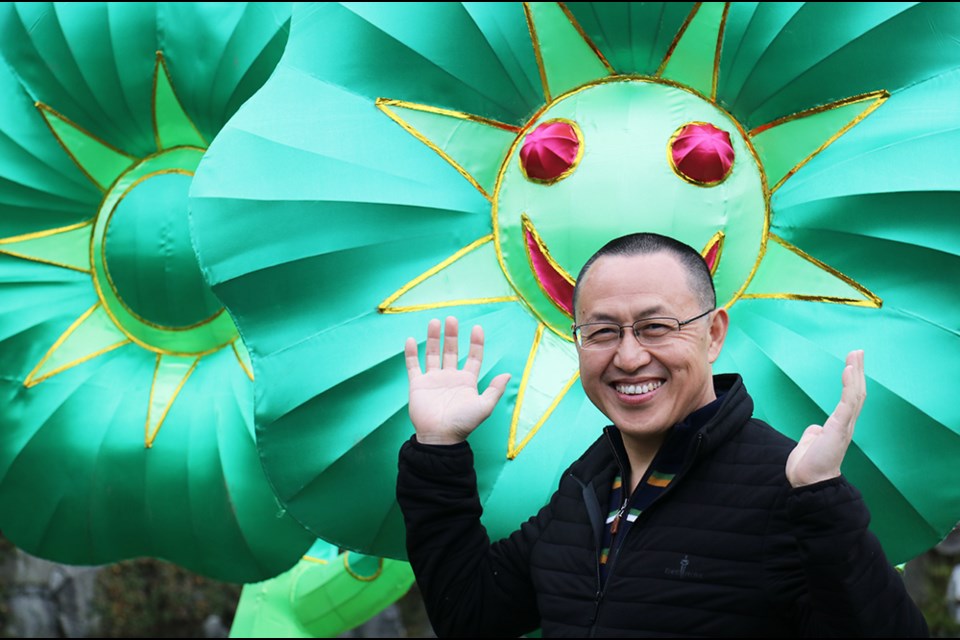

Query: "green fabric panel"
(0, 346), (313, 583)
(772, 68), (960, 203)
(230, 578), (313, 639)
(90, 147), (238, 353)
(233, 338), (252, 378)
(0, 3), (140, 145)
(774, 196), (958, 334)
(717, 3), (802, 106)
(200, 3), (293, 119)
(775, 191), (960, 260)
(204, 211), (491, 364)
(719, 300), (960, 564)
(0, 59), (97, 214)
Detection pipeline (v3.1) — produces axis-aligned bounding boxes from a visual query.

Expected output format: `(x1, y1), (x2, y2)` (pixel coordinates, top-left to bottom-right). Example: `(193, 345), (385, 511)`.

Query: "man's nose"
(613, 330), (652, 369)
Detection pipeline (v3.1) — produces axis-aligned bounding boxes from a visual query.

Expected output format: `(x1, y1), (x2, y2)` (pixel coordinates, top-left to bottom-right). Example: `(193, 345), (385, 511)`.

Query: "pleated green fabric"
(0, 2), (315, 583)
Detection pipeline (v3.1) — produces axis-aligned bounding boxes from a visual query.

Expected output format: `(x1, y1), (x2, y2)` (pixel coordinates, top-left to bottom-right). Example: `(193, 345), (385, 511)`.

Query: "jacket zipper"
(589, 432), (705, 636)
(589, 431), (632, 636)
(609, 496), (629, 535)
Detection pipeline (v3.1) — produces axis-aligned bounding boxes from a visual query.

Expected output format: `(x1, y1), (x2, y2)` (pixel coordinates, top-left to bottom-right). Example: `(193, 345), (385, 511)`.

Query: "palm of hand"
(785, 351), (865, 488)
(408, 368), (492, 442)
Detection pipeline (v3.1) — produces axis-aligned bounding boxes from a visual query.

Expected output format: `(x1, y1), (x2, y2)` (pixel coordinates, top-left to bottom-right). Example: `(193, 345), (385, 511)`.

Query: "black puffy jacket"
(396, 374), (929, 637)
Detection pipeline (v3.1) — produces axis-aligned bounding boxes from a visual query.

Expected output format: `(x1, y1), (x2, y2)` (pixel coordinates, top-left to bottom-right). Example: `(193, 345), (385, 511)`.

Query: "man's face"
(574, 251), (727, 446)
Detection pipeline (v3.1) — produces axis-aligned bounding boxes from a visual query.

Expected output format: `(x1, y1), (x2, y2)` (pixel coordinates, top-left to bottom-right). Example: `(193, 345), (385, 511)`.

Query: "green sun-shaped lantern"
(5, 54), (249, 444)
(188, 1), (960, 566)
(0, 2), (314, 584)
(378, 2), (884, 458)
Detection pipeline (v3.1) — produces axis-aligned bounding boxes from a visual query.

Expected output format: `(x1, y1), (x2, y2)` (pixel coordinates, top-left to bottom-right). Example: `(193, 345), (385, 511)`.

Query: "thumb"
(479, 373), (512, 412)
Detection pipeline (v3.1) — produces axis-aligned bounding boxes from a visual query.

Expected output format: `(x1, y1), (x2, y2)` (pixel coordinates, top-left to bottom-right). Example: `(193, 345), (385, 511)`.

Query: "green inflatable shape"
(229, 539), (415, 638)
(0, 2), (315, 583)
(189, 2), (960, 565)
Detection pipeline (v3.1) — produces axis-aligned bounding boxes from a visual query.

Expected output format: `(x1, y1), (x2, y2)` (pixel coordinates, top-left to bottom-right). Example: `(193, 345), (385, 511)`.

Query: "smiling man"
(397, 232), (928, 637)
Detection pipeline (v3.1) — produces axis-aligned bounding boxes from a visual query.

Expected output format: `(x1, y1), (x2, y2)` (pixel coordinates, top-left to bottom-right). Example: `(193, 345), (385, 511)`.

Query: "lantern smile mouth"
(702, 232), (723, 274)
(522, 215), (575, 317)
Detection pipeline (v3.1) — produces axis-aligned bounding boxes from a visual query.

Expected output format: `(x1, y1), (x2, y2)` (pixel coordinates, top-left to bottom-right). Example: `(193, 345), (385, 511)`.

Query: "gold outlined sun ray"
(3, 51), (250, 448)
(377, 2), (884, 459)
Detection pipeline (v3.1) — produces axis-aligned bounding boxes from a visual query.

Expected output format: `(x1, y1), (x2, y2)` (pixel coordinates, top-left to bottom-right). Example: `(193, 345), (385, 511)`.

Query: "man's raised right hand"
(405, 316), (511, 445)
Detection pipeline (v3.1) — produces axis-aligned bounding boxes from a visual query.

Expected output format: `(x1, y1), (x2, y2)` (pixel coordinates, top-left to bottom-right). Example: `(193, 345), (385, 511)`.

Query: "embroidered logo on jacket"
(664, 555), (703, 579)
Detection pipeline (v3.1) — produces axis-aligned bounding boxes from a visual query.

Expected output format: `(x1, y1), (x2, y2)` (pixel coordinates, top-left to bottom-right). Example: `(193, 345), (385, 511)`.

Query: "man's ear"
(707, 307), (729, 363)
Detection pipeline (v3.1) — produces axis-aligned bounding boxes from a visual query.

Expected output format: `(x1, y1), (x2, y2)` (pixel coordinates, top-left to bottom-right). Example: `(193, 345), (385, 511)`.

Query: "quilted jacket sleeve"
(785, 476), (929, 637)
(396, 436), (543, 638)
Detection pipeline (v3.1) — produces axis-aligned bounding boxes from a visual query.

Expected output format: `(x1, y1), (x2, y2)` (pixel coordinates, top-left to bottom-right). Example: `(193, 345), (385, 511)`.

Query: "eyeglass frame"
(571, 308), (715, 350)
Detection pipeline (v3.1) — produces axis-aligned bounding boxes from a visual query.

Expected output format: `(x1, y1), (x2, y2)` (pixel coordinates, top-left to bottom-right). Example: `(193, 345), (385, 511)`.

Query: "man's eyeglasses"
(572, 309), (714, 350)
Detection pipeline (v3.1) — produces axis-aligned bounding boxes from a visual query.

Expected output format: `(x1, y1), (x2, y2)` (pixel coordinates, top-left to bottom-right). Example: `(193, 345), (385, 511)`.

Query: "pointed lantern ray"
(146, 353), (200, 448)
(507, 324), (580, 459)
(379, 236), (517, 313)
(739, 93), (889, 306)
(35, 103), (136, 192)
(750, 91), (889, 193)
(24, 303), (131, 387)
(656, 1), (728, 99)
(153, 51), (207, 150)
(523, 2), (613, 102)
(232, 339), (254, 381)
(742, 234), (881, 307)
(375, 98), (519, 200)
(0, 221), (92, 272)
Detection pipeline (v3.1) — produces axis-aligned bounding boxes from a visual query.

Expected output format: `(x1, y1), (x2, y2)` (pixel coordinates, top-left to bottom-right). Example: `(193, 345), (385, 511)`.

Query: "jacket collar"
(575, 373), (753, 483)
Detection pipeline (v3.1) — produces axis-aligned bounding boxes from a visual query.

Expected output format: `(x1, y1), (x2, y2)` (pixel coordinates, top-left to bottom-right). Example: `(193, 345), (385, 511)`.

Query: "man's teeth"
(616, 381), (663, 395)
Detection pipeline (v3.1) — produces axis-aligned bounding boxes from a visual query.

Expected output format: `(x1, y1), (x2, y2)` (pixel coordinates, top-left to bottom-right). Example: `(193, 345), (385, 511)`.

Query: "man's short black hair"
(572, 233), (717, 320)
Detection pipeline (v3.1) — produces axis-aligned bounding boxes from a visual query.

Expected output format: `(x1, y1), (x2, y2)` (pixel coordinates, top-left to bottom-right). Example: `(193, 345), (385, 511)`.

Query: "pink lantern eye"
(520, 119), (581, 183)
(670, 122), (734, 185)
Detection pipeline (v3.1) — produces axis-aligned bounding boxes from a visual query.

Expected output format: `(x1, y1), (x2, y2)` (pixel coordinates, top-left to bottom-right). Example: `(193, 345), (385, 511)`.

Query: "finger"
(463, 324), (485, 378)
(840, 350), (866, 421)
(424, 318), (442, 371)
(442, 316), (460, 369)
(404, 336), (422, 382)
(825, 350), (866, 439)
